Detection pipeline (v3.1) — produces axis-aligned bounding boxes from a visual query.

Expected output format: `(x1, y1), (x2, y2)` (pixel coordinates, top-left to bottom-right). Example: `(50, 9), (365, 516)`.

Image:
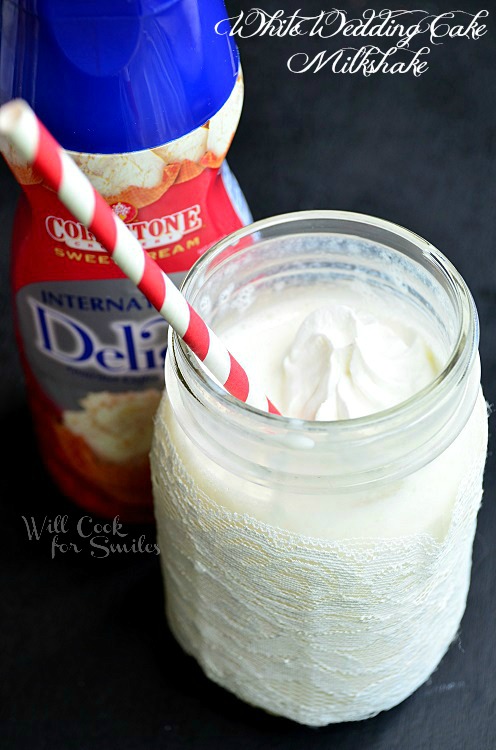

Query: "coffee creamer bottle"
(1, 0), (251, 522)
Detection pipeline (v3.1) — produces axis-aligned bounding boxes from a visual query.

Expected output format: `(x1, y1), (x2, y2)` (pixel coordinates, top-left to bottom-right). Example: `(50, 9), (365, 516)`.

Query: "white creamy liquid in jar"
(160, 283), (486, 540)
(220, 284), (442, 421)
(152, 278), (488, 726)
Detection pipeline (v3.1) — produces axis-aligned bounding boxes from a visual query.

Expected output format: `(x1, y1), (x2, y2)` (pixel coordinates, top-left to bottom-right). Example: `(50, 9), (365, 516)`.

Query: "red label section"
(11, 164), (246, 523)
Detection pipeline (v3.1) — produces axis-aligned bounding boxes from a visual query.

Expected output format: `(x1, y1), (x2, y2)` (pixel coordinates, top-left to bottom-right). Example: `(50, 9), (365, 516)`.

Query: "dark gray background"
(1, 0), (495, 748)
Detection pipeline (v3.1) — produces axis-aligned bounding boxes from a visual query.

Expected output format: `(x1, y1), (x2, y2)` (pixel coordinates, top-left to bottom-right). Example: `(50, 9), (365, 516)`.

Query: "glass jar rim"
(172, 209), (478, 437)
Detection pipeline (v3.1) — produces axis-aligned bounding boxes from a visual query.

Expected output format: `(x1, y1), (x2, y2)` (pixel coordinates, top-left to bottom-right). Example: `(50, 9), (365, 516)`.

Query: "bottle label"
(16, 278), (174, 409)
(8, 72), (251, 520)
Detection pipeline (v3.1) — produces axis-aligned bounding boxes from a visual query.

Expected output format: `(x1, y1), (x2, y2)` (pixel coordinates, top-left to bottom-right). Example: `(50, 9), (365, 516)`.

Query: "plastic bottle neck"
(1, 0), (239, 153)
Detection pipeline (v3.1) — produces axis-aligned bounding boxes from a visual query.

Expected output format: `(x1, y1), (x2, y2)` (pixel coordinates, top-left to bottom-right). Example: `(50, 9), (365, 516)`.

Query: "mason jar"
(150, 211), (488, 726)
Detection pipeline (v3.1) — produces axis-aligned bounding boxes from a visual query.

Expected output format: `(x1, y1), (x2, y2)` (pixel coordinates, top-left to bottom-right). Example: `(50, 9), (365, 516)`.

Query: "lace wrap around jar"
(150, 211), (489, 726)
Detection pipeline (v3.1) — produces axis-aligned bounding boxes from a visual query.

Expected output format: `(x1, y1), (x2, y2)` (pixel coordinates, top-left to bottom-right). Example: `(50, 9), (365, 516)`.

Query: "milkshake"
(150, 211), (488, 725)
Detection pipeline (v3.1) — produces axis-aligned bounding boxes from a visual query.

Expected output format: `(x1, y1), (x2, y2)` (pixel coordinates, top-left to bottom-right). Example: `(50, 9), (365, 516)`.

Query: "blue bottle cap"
(0, 0), (240, 153)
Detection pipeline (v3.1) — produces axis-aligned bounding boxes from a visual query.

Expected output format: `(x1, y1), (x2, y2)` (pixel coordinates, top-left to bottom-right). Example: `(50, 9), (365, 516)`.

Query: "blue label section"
(30, 302), (168, 374)
(16, 276), (185, 410)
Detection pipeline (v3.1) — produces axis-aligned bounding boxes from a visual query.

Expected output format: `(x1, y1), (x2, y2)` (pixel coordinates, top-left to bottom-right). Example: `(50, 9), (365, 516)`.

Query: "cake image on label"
(63, 390), (162, 464)
(52, 390), (162, 509)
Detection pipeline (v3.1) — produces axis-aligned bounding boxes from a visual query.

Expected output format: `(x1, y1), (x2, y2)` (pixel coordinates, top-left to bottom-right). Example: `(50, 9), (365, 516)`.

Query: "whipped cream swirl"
(282, 305), (439, 420)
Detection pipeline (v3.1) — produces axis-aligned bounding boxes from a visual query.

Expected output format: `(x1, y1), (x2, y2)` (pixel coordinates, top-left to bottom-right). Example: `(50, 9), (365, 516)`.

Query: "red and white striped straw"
(0, 99), (280, 415)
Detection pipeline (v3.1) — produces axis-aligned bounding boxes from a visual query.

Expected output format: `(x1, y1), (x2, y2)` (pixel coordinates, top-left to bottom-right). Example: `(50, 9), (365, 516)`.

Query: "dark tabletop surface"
(1, 0), (495, 748)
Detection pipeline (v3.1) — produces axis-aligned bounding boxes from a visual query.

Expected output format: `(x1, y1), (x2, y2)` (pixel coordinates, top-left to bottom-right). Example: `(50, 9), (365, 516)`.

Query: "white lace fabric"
(151, 402), (488, 726)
